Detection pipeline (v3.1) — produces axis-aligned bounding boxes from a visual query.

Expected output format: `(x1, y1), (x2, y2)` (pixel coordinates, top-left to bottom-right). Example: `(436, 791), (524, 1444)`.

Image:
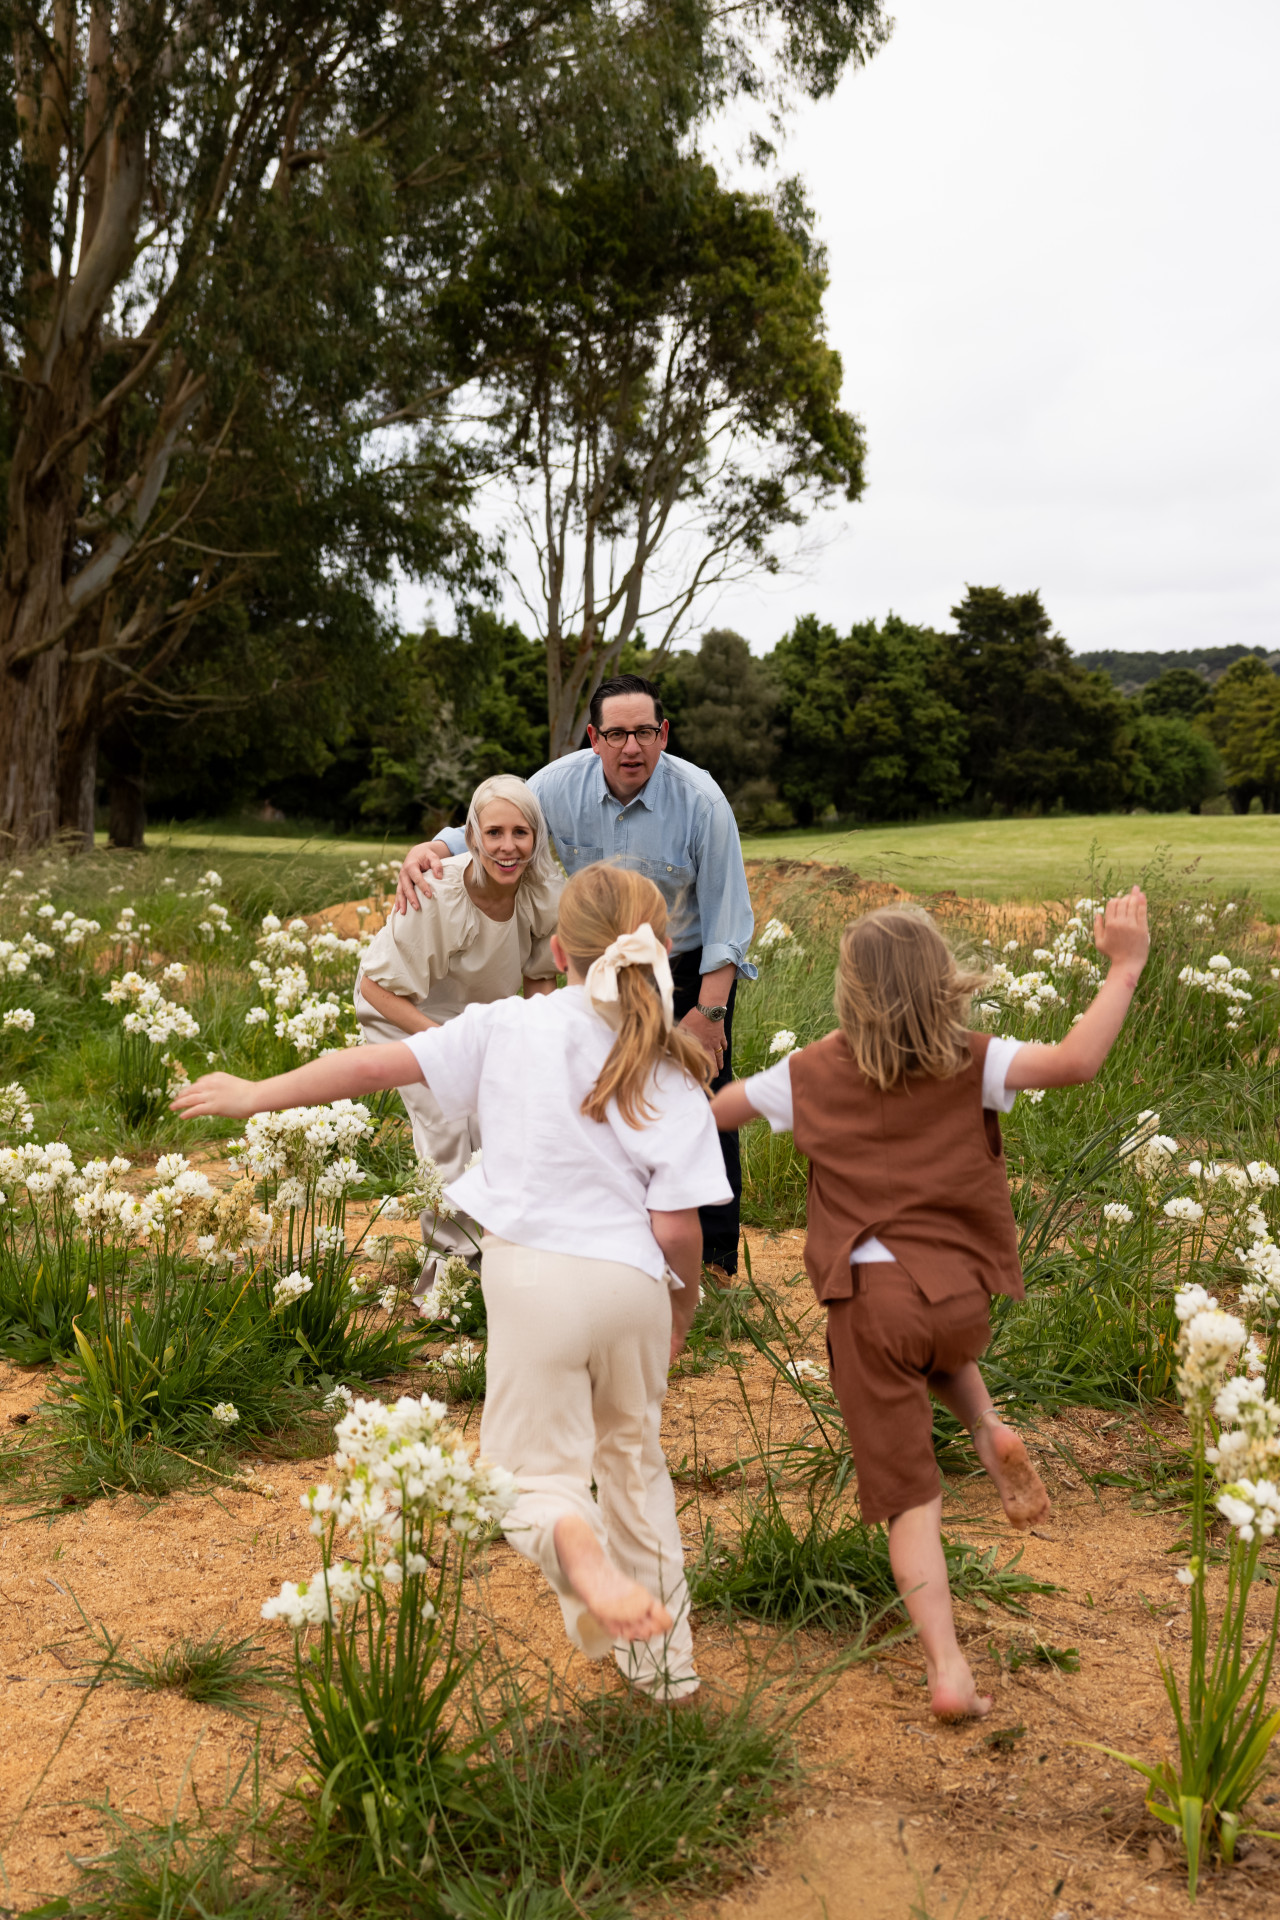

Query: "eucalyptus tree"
(0, 0), (890, 843)
(449, 155), (868, 758)
(0, 0), (584, 847)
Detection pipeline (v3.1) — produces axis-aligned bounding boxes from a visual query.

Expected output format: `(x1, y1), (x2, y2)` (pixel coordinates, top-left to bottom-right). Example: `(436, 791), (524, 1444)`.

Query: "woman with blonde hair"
(354, 774), (561, 1268)
(174, 862), (729, 1702)
(712, 890), (1151, 1719)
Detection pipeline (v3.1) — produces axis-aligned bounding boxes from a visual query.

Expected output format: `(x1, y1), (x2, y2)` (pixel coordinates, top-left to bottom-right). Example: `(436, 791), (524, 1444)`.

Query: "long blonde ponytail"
(558, 864), (711, 1128)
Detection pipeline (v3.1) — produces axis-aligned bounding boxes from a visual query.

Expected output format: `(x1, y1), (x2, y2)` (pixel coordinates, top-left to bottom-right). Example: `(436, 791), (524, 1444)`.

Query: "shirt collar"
(595, 750), (664, 813)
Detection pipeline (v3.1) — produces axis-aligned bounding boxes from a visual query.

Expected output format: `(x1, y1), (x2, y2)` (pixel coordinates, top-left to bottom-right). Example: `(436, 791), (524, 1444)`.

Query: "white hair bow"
(584, 924), (674, 1031)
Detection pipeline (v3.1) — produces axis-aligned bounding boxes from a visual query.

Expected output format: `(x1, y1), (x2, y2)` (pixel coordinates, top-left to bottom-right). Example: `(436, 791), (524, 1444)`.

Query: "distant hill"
(1076, 644), (1280, 693)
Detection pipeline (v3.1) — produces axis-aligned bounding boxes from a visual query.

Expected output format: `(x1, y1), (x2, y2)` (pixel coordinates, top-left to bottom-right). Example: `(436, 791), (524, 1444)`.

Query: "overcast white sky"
(401, 0), (1280, 660)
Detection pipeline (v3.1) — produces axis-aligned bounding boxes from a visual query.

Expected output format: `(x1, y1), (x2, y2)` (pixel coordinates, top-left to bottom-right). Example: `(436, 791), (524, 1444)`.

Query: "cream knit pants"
(353, 983), (479, 1262)
(479, 1235), (698, 1700)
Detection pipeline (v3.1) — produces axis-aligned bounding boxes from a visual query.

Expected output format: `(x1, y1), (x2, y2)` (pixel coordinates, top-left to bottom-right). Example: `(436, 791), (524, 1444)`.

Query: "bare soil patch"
(3, 1230), (1276, 1915)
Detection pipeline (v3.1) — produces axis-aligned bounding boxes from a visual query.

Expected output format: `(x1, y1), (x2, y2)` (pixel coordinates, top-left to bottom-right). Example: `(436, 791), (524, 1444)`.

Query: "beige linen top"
(357, 854), (561, 1022)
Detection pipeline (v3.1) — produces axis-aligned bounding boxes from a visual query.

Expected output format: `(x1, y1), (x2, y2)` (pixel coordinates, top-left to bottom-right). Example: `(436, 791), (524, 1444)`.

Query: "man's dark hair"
(589, 675), (665, 732)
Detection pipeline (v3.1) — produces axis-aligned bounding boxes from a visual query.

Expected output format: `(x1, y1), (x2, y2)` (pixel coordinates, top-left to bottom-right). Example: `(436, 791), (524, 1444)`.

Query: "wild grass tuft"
(98, 1630), (286, 1716)
(692, 1484), (1056, 1632)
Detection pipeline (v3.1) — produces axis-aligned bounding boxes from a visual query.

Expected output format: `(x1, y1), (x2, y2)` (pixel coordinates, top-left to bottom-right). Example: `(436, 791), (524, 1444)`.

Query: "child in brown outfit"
(712, 888), (1150, 1718)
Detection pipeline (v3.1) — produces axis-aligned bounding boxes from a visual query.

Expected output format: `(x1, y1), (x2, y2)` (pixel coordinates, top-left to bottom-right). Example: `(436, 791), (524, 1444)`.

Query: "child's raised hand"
(1093, 886), (1149, 975)
(170, 1072), (259, 1120)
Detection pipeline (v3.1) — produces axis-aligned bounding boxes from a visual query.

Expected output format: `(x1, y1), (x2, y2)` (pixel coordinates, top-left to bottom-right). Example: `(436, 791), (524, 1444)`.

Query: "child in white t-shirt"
(174, 864), (729, 1702)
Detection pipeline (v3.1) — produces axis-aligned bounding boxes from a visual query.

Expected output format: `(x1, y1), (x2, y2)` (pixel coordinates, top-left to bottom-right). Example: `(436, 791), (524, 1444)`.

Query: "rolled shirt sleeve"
(690, 794), (757, 980)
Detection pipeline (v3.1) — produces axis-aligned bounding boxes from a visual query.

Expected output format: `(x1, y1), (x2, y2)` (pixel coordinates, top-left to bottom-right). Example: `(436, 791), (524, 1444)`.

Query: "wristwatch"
(695, 1003), (729, 1023)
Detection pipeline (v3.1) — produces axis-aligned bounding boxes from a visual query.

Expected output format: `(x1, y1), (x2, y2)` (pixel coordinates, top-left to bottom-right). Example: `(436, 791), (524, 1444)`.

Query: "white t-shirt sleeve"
(982, 1035), (1026, 1112)
(639, 1070), (734, 1211)
(403, 1003), (491, 1117)
(738, 1056), (795, 1133)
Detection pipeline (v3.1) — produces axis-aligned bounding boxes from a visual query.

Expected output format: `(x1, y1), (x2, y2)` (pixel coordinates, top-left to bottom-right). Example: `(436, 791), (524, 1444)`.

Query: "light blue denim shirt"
(440, 750), (757, 979)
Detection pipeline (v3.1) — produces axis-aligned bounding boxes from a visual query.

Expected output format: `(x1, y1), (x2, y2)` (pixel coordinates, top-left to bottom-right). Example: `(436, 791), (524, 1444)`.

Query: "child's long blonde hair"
(835, 906), (987, 1092)
(558, 865), (711, 1128)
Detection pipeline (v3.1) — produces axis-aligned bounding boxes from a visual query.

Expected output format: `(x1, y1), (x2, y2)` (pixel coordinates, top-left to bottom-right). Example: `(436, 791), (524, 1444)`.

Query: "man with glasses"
(391, 673), (756, 1280)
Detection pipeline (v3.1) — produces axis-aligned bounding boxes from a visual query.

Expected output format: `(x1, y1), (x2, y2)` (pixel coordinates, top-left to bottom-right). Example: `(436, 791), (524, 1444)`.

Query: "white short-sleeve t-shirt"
(402, 986), (730, 1279)
(741, 1036), (1026, 1264)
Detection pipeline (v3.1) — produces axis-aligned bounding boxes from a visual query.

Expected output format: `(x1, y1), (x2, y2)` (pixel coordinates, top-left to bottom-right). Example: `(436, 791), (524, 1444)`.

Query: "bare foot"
(973, 1418), (1050, 1530)
(554, 1515), (673, 1643)
(927, 1655), (993, 1722)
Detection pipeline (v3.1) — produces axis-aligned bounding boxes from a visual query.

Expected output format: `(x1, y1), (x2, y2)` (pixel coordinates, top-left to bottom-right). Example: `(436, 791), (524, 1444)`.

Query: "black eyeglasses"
(594, 725), (663, 747)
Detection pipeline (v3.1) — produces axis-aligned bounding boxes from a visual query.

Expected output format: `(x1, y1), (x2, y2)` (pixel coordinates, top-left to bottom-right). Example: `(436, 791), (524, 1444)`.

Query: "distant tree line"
(143, 583), (1280, 830)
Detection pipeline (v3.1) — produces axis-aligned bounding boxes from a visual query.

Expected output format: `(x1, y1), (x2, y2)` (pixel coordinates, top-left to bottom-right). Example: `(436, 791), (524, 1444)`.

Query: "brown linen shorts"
(824, 1262), (992, 1524)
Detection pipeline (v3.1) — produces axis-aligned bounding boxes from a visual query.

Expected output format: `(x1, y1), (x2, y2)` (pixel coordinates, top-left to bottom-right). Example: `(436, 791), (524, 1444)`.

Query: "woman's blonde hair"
(558, 864), (711, 1128)
(835, 906), (987, 1092)
(463, 775), (557, 884)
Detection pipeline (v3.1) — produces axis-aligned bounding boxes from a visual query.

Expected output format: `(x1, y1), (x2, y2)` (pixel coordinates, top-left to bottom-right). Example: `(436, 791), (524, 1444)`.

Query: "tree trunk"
(0, 649), (64, 852)
(0, 341), (91, 849)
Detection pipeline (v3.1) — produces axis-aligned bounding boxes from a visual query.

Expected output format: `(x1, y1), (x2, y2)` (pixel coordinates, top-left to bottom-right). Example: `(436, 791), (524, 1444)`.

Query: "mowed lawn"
(740, 813), (1280, 919)
(111, 812), (1280, 917)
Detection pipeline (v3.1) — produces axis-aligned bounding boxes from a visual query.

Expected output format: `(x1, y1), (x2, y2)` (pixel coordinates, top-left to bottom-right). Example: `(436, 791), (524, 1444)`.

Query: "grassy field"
(115, 812), (1280, 916)
(738, 813), (1280, 918)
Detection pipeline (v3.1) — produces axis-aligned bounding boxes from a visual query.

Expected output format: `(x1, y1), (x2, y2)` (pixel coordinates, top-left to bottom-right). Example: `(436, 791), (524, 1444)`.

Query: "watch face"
(699, 1004), (727, 1023)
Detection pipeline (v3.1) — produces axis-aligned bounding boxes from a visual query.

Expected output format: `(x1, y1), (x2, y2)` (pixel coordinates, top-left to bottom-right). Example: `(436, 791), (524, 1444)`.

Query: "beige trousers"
(353, 983), (479, 1262)
(479, 1235), (698, 1700)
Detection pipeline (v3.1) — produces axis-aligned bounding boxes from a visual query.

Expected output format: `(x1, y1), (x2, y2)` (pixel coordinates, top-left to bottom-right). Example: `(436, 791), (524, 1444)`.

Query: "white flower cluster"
(429, 1338), (484, 1378)
(273, 1269), (314, 1308)
(0, 932), (55, 978)
(1162, 1196), (1205, 1225)
(352, 858), (399, 892)
(257, 914), (310, 962)
(246, 954), (354, 1058)
(46, 909), (102, 949)
(750, 918), (804, 963)
(211, 1401), (240, 1427)
(1238, 1206), (1280, 1326)
(1102, 1201), (1135, 1226)
(1118, 1110), (1179, 1183)
(0, 1138), (81, 1205)
(277, 994), (346, 1059)
(0, 1082), (35, 1136)
(309, 928), (365, 964)
(229, 1101), (373, 1187)
(1187, 1158), (1278, 1198)
(988, 966), (1061, 1018)
(769, 1028), (797, 1057)
(2, 1009), (35, 1033)
(1174, 1284), (1249, 1407)
(398, 1151), (454, 1221)
(262, 1393), (516, 1629)
(196, 903), (232, 942)
(1178, 954), (1252, 1001)
(785, 1357), (826, 1384)
(418, 1255), (480, 1326)
(103, 971), (200, 1045)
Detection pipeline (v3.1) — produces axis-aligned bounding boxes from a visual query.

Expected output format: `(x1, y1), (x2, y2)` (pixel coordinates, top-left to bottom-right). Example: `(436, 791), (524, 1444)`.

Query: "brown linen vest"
(789, 1028), (1025, 1306)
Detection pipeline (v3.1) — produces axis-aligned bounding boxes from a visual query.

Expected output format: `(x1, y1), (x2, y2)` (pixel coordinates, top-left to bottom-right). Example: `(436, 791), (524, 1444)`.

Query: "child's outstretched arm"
(1004, 886), (1149, 1090)
(708, 1082), (764, 1131)
(170, 1040), (425, 1121)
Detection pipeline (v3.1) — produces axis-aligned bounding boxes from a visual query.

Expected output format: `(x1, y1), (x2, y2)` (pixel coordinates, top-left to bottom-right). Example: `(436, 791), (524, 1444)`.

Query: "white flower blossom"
(211, 1402), (240, 1427)
(273, 1269), (314, 1308)
(1163, 1197), (1205, 1224)
(769, 1029), (797, 1056)
(2, 1009), (35, 1033)
(1103, 1202), (1135, 1226)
